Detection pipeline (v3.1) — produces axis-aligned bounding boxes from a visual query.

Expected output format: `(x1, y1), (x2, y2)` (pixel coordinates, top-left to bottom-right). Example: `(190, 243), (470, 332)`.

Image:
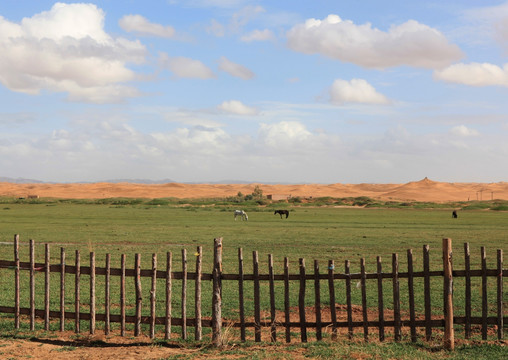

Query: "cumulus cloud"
(218, 56), (254, 79)
(434, 62), (508, 86)
(0, 3), (146, 103)
(450, 125), (480, 137)
(159, 53), (215, 79)
(240, 29), (275, 42)
(119, 15), (175, 38)
(258, 121), (311, 148)
(286, 14), (463, 69)
(330, 79), (391, 105)
(218, 100), (258, 115)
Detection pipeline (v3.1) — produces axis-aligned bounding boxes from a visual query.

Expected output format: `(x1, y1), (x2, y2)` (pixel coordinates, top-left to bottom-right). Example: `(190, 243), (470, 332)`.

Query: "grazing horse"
(234, 210), (248, 221)
(452, 210), (458, 218)
(274, 210), (289, 219)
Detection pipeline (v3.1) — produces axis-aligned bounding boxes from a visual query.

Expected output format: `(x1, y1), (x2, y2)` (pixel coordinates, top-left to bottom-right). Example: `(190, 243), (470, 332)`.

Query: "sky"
(1, 1), (508, 184)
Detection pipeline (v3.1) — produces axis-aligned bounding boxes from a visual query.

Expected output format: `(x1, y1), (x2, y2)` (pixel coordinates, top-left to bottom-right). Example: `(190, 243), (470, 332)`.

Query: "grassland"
(0, 197), (506, 359)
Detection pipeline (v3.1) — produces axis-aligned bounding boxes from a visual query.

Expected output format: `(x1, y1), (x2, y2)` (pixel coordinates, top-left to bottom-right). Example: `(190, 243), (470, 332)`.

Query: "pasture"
(0, 201), (506, 359)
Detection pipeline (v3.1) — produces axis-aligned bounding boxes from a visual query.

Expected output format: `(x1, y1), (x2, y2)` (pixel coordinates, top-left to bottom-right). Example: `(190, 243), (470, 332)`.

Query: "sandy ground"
(1, 177), (508, 202)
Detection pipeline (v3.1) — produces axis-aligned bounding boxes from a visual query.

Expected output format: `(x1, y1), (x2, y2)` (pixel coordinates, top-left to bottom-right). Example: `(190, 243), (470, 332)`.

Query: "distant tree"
(252, 185), (263, 199)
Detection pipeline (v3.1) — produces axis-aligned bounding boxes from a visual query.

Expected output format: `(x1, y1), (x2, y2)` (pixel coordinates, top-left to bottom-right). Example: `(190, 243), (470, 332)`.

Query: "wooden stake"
(442, 238), (454, 350)
(90, 252), (96, 335)
(134, 253), (141, 337)
(299, 258), (307, 343)
(376, 256), (384, 342)
(328, 259), (337, 340)
(360, 258), (368, 341)
(105, 253), (111, 335)
(497, 249), (503, 340)
(423, 245), (432, 341)
(212, 238), (222, 346)
(150, 253), (157, 339)
(120, 253), (126, 336)
(75, 250), (80, 333)
(45, 244), (50, 331)
(181, 249), (187, 340)
(165, 251), (172, 340)
(253, 250), (261, 342)
(60, 247), (66, 331)
(195, 246), (202, 341)
(392, 253), (401, 341)
(269, 254), (276, 342)
(407, 249), (416, 342)
(30, 239), (35, 331)
(238, 248), (246, 342)
(464, 243), (471, 339)
(284, 257), (291, 343)
(14, 235), (20, 330)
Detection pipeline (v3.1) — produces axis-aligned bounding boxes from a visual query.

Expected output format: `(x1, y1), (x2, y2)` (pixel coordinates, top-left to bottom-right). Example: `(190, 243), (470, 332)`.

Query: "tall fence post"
(443, 238), (454, 350)
(212, 237), (223, 346)
(14, 234), (20, 330)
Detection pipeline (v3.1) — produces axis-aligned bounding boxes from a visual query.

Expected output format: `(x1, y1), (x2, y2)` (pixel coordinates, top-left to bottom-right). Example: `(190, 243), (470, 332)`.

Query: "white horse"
(234, 210), (248, 221)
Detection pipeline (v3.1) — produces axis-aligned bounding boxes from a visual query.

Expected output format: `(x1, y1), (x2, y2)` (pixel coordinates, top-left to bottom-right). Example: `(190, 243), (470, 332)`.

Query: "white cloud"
(450, 125), (480, 137)
(119, 15), (175, 38)
(330, 79), (391, 105)
(159, 53), (215, 79)
(218, 100), (258, 115)
(218, 57), (254, 79)
(286, 14), (463, 69)
(0, 3), (146, 103)
(258, 121), (312, 148)
(240, 29), (275, 42)
(206, 19), (225, 37)
(434, 62), (508, 87)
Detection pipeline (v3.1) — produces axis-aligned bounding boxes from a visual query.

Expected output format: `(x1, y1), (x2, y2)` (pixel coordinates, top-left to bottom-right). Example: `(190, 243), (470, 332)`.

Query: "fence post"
(212, 237), (223, 346)
(443, 238), (454, 350)
(14, 235), (20, 330)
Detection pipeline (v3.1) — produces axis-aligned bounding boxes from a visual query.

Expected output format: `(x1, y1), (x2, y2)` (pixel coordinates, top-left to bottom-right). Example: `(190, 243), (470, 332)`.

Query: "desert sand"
(1, 177), (508, 202)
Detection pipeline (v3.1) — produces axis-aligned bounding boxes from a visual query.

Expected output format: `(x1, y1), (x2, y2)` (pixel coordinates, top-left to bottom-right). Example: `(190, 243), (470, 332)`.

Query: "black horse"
(274, 210), (289, 219)
(452, 210), (458, 218)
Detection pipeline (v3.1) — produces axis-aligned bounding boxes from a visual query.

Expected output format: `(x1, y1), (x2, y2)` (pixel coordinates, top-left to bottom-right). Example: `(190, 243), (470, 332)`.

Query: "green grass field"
(0, 201), (506, 359)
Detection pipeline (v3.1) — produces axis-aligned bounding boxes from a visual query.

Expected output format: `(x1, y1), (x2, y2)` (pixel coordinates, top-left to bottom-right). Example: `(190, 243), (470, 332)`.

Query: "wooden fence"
(0, 236), (506, 349)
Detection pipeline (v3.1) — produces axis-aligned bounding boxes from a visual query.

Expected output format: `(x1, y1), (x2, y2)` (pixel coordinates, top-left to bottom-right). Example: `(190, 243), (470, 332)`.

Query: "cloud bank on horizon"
(0, 1), (508, 184)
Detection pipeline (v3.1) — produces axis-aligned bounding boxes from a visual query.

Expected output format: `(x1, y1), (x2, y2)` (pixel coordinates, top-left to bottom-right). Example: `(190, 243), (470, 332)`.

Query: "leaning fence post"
(212, 237), (223, 346)
(443, 238), (454, 350)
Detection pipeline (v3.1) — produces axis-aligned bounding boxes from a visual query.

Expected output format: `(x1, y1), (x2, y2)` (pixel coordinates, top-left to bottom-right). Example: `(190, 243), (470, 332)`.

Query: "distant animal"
(452, 210), (458, 219)
(234, 210), (248, 221)
(274, 210), (289, 219)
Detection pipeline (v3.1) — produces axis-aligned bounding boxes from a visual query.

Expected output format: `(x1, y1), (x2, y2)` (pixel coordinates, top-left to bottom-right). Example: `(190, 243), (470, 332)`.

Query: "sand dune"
(0, 177), (507, 202)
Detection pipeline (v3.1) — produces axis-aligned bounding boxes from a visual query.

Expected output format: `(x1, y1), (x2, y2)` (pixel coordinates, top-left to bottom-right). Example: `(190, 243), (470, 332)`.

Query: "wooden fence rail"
(0, 235), (506, 349)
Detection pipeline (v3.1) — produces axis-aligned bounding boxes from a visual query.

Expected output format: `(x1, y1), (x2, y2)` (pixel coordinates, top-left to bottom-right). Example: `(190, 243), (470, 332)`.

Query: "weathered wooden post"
(443, 238), (454, 350)
(212, 237), (223, 346)
(14, 235), (20, 330)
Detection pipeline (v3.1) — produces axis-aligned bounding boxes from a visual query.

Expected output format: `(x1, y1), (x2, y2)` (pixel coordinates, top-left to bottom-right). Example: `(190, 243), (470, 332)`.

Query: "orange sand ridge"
(1, 178), (507, 203)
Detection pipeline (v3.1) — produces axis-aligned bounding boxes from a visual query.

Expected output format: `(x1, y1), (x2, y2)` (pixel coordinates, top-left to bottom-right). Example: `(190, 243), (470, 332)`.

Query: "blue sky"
(1, 1), (508, 184)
